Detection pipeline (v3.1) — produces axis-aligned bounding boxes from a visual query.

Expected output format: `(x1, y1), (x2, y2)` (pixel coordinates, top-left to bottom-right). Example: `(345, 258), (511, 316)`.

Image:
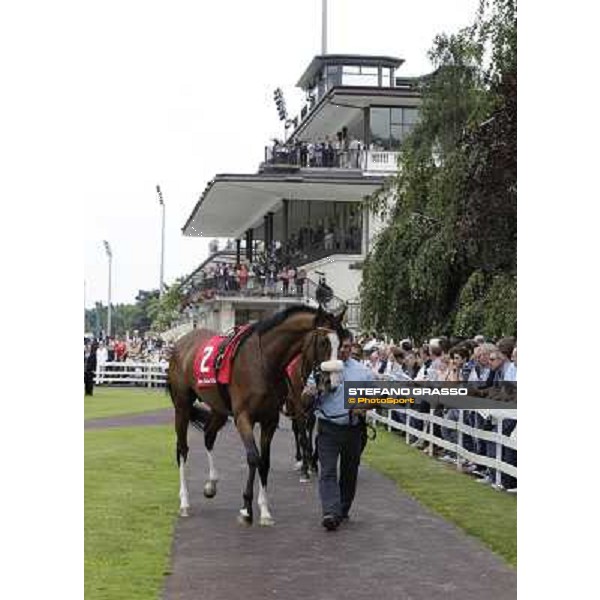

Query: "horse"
(167, 304), (346, 525)
(284, 335), (321, 483)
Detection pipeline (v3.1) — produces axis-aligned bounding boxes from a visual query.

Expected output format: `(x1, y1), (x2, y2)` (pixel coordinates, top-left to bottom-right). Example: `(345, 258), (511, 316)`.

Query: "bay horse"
(284, 337), (320, 483)
(167, 304), (346, 525)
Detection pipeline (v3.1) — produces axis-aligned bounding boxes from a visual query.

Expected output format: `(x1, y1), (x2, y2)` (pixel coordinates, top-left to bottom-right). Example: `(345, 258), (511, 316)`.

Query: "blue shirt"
(310, 358), (374, 426)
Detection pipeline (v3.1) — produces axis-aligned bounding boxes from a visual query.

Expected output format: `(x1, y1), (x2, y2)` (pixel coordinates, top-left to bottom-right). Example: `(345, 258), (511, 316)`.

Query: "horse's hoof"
(203, 481), (217, 498)
(293, 460), (303, 471)
(180, 507), (190, 518)
(237, 509), (252, 526)
(259, 515), (275, 526)
(299, 474), (311, 483)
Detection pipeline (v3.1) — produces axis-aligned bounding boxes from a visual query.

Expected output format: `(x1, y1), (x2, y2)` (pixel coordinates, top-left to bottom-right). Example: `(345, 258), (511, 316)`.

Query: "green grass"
(85, 388), (172, 420)
(85, 425), (178, 600)
(363, 427), (517, 566)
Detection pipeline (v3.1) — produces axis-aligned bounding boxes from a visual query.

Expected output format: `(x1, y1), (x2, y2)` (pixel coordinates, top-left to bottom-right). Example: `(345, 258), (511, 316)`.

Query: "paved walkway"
(159, 420), (516, 600)
(84, 409), (172, 430)
(86, 412), (515, 598)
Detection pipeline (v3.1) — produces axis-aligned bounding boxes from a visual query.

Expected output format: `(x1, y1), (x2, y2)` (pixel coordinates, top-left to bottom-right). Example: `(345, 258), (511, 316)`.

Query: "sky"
(83, 0), (479, 308)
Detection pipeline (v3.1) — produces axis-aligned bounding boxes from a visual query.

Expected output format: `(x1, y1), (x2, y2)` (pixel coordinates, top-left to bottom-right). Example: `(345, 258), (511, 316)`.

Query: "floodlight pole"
(103, 241), (113, 338)
(157, 185), (165, 298)
(322, 0), (328, 54)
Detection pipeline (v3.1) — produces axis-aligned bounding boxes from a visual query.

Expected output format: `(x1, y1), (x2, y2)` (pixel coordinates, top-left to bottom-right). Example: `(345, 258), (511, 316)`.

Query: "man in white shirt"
(96, 342), (109, 384)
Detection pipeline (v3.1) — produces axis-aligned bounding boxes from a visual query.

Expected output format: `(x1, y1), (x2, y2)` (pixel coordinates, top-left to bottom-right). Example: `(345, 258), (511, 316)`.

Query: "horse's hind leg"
(203, 412), (228, 499)
(292, 419), (303, 469)
(296, 418), (312, 483)
(257, 417), (278, 526)
(235, 411), (260, 525)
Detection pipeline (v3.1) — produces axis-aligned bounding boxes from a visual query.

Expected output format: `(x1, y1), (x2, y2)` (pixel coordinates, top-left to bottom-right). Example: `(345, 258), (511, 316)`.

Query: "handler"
(306, 329), (374, 531)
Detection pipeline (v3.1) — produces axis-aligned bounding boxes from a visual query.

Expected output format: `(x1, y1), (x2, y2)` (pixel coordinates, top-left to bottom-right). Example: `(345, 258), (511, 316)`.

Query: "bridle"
(302, 326), (342, 389)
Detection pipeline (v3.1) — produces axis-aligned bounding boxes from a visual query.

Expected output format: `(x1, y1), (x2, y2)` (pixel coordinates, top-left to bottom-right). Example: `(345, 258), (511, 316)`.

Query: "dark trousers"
(84, 370), (95, 396)
(316, 419), (362, 518)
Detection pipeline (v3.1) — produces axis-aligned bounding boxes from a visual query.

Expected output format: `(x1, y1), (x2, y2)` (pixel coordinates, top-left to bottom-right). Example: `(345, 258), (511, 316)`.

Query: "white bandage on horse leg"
(179, 457), (190, 514)
(258, 482), (274, 524)
(206, 449), (218, 482)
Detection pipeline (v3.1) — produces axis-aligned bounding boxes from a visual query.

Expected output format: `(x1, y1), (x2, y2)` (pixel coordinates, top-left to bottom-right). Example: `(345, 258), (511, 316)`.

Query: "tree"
(361, 0), (516, 340)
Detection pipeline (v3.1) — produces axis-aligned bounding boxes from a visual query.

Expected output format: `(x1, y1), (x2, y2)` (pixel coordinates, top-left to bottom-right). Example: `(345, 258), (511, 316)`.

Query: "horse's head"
(303, 305), (348, 395)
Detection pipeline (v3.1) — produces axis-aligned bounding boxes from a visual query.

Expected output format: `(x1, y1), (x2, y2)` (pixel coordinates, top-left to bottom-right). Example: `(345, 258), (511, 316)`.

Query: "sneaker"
(491, 483), (505, 491)
(476, 475), (493, 485)
(506, 488), (517, 494)
(322, 514), (340, 531)
(440, 454), (455, 463)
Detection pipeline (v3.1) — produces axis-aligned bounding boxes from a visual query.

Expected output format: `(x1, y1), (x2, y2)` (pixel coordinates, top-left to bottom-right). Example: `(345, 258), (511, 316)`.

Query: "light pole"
(322, 0), (328, 54)
(103, 240), (112, 338)
(156, 185), (166, 298)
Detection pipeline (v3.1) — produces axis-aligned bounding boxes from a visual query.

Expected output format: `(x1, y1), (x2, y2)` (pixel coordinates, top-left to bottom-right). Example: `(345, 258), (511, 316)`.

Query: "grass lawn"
(85, 425), (178, 600)
(85, 387), (172, 420)
(363, 427), (517, 566)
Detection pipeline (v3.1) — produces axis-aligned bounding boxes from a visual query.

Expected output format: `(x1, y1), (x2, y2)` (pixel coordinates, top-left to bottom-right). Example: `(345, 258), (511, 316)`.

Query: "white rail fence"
(368, 408), (517, 486)
(95, 362), (167, 387)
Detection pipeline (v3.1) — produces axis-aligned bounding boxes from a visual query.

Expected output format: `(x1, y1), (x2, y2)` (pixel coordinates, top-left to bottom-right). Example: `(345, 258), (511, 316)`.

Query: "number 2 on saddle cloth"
(192, 326), (251, 390)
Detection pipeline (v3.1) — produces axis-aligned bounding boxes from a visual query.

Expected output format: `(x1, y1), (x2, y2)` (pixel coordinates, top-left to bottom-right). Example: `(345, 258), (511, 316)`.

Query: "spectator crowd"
(265, 129), (390, 170)
(352, 333), (517, 493)
(183, 255), (310, 305)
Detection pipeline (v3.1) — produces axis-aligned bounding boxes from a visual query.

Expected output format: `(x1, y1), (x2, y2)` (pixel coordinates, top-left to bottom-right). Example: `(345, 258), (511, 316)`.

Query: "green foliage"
(149, 278), (186, 332)
(452, 271), (517, 338)
(361, 0), (516, 340)
(84, 277), (188, 336)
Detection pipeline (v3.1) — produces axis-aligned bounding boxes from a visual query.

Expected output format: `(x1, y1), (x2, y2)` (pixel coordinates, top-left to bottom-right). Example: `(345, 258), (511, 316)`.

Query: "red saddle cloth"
(193, 326), (252, 389)
(285, 353), (302, 379)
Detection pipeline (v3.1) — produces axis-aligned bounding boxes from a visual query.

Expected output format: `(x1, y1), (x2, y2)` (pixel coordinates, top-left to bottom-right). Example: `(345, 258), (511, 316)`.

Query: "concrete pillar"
(282, 200), (289, 259)
(267, 212), (275, 257)
(220, 302), (235, 332)
(263, 215), (269, 255)
(362, 205), (369, 255)
(245, 229), (253, 262)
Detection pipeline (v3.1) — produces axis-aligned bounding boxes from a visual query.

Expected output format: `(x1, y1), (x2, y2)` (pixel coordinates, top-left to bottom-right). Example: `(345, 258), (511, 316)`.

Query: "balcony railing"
(363, 151), (400, 172)
(263, 146), (399, 173)
(182, 276), (346, 312)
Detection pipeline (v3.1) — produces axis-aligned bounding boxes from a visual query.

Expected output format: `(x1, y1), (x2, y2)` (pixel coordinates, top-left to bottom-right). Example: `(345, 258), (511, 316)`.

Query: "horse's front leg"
(292, 418), (303, 470)
(174, 408), (191, 517)
(258, 418), (278, 526)
(236, 412), (259, 525)
(297, 417), (312, 483)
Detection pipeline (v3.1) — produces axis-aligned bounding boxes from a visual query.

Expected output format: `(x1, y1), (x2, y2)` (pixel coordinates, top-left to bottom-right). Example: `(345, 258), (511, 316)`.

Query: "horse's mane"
(250, 305), (318, 337)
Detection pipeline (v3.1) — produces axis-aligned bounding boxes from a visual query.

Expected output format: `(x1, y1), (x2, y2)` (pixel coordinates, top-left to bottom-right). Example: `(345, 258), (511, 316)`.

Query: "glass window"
(403, 124), (414, 140)
(370, 108), (390, 148)
(390, 124), (404, 149)
(342, 65), (360, 74)
(382, 70), (391, 87)
(403, 107), (419, 124)
(361, 66), (378, 76)
(391, 108), (403, 124)
(326, 65), (341, 90)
